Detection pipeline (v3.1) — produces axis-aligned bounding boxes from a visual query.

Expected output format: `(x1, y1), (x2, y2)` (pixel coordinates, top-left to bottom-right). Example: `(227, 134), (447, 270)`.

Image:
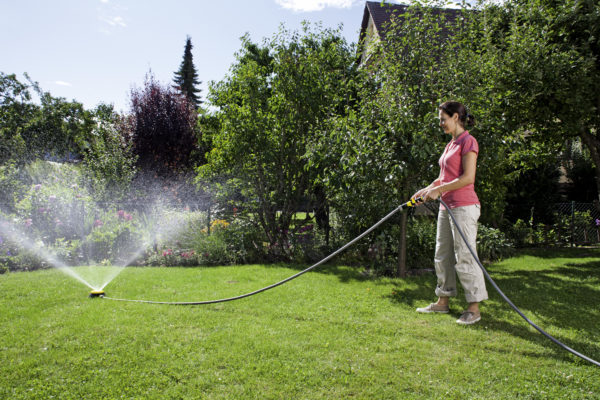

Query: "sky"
(1, 0), (418, 113)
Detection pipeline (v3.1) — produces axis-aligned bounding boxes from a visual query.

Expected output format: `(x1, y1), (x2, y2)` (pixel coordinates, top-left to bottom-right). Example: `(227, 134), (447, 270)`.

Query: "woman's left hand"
(424, 187), (441, 201)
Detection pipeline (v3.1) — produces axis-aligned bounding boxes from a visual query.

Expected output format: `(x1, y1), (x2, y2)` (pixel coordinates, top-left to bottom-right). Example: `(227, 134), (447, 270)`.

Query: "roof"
(359, 1), (409, 43)
(357, 1), (463, 64)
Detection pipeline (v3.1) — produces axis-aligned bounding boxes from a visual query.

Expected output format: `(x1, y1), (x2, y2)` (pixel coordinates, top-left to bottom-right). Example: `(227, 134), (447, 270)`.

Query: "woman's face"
(438, 110), (459, 134)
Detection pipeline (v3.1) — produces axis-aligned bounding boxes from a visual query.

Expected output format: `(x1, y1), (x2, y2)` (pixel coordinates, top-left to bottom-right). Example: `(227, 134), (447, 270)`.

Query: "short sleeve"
(461, 135), (479, 156)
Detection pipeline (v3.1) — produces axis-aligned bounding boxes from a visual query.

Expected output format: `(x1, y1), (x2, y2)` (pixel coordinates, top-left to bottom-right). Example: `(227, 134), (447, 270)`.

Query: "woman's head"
(438, 101), (475, 133)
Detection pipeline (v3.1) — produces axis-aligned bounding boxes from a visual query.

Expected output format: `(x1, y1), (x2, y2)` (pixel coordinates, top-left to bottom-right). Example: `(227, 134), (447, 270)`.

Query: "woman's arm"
(423, 151), (477, 201)
(412, 172), (442, 200)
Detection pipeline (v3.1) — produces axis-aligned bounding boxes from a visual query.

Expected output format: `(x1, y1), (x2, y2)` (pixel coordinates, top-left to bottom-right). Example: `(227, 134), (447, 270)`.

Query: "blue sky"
(1, 0), (405, 113)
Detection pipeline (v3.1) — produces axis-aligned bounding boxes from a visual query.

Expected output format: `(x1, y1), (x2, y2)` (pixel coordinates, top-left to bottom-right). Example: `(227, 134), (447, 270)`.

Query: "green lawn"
(1, 248), (599, 399)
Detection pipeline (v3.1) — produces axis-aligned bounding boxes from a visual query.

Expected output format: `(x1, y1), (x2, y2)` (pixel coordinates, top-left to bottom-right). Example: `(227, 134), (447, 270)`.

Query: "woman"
(413, 101), (488, 325)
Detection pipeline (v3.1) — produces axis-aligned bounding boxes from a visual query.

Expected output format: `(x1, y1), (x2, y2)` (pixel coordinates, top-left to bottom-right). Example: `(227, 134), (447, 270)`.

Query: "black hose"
(101, 198), (419, 305)
(102, 197), (600, 367)
(439, 198), (600, 367)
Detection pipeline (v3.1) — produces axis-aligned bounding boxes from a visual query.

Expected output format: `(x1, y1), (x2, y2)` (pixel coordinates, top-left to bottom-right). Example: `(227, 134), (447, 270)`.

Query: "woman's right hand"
(412, 188), (427, 201)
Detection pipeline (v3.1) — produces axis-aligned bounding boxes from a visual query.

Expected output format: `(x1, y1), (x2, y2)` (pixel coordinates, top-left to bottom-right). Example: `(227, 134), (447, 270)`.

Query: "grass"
(1, 247), (599, 399)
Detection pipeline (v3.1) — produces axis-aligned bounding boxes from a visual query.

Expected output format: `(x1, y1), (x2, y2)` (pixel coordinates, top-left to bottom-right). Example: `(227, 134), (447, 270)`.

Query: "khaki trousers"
(434, 204), (488, 303)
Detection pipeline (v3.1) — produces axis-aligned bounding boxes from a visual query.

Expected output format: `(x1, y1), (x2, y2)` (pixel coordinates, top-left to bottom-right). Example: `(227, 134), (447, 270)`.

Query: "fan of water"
(0, 200), (199, 292)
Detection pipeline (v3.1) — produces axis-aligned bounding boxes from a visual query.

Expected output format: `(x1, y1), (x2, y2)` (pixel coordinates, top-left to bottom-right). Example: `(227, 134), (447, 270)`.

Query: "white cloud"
(275, 0), (361, 12)
(100, 15), (126, 27)
(53, 81), (72, 87)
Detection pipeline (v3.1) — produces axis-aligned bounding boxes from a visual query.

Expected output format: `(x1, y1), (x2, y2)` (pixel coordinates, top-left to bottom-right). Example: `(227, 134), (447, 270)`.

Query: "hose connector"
(406, 197), (424, 207)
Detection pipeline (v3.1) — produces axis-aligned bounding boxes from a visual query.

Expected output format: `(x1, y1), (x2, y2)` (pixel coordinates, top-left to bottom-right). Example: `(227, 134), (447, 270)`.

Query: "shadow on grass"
(261, 249), (600, 364)
(384, 253), (600, 365)
(484, 260), (600, 335)
(476, 259), (599, 365)
(470, 313), (600, 366)
(386, 276), (435, 308)
(514, 246), (600, 259)
(262, 261), (376, 283)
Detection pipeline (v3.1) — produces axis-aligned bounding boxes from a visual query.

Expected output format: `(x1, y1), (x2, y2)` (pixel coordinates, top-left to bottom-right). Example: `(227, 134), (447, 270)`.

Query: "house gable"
(357, 1), (462, 67)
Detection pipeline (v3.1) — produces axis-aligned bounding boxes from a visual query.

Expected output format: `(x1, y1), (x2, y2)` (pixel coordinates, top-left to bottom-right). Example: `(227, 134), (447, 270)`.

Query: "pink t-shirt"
(438, 131), (480, 209)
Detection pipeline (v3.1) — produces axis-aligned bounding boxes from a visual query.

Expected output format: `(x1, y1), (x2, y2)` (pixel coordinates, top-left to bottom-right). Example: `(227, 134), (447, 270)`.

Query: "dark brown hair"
(439, 101), (475, 128)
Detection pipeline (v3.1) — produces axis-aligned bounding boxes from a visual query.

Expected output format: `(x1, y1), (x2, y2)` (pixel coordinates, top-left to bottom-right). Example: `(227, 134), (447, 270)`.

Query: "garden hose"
(438, 198), (600, 368)
(102, 197), (600, 367)
(101, 197), (421, 305)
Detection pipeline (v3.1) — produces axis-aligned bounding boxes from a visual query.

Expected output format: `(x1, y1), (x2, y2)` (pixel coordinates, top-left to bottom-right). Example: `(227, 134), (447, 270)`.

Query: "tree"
(173, 36), (202, 108)
(79, 104), (137, 202)
(0, 72), (32, 165)
(466, 0), (600, 202)
(127, 72), (199, 203)
(0, 73), (138, 207)
(313, 2), (474, 276)
(129, 73), (197, 174)
(0, 72), (93, 164)
(198, 25), (357, 259)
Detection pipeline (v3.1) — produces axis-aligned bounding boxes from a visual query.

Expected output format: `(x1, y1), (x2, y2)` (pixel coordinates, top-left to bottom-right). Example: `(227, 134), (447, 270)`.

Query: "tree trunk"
(580, 129), (600, 202)
(397, 211), (408, 277)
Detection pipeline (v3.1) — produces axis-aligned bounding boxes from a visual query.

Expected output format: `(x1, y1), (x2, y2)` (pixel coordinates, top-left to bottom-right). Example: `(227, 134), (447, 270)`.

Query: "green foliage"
(1, 73), (94, 164)
(14, 161), (90, 245)
(507, 209), (597, 248)
(310, 2), (457, 274)
(406, 216), (437, 269)
(83, 212), (144, 265)
(464, 0), (600, 202)
(177, 217), (267, 265)
(509, 219), (533, 247)
(0, 162), (26, 212)
(0, 161), (146, 269)
(476, 224), (514, 261)
(0, 73), (35, 164)
(79, 104), (137, 202)
(199, 23), (357, 259)
(1, 73), (137, 208)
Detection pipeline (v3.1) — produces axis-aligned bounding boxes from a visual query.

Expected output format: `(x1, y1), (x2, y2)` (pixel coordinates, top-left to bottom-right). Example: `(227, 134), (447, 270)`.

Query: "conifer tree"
(173, 36), (201, 107)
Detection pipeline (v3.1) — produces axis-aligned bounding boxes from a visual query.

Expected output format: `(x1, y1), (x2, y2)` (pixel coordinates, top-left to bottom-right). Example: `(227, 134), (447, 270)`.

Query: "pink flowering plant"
(5, 160), (146, 267)
(82, 206), (145, 264)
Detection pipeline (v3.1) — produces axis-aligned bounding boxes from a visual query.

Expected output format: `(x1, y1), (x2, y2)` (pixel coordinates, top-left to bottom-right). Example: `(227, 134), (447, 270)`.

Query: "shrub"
(180, 217), (267, 265)
(509, 218), (533, 247)
(0, 162), (26, 212)
(477, 224), (514, 261)
(81, 208), (145, 265)
(406, 216), (437, 269)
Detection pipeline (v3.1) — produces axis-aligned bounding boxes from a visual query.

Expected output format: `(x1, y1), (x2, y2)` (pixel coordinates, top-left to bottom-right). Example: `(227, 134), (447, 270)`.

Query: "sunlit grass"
(0, 248), (599, 399)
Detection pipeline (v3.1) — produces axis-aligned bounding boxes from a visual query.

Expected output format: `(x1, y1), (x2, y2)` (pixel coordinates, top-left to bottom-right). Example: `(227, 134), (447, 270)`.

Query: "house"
(357, 1), (462, 67)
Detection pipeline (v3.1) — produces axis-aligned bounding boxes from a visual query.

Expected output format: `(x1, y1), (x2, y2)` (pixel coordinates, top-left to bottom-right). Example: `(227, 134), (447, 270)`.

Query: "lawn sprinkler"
(89, 289), (105, 298)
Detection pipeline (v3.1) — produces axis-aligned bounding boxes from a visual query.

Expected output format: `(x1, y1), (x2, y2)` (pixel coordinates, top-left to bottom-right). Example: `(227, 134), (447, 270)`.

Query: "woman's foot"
(416, 303), (449, 313)
(456, 310), (481, 325)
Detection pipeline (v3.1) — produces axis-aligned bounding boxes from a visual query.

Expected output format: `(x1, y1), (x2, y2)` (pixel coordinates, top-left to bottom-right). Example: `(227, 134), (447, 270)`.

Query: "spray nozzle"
(406, 197), (424, 207)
